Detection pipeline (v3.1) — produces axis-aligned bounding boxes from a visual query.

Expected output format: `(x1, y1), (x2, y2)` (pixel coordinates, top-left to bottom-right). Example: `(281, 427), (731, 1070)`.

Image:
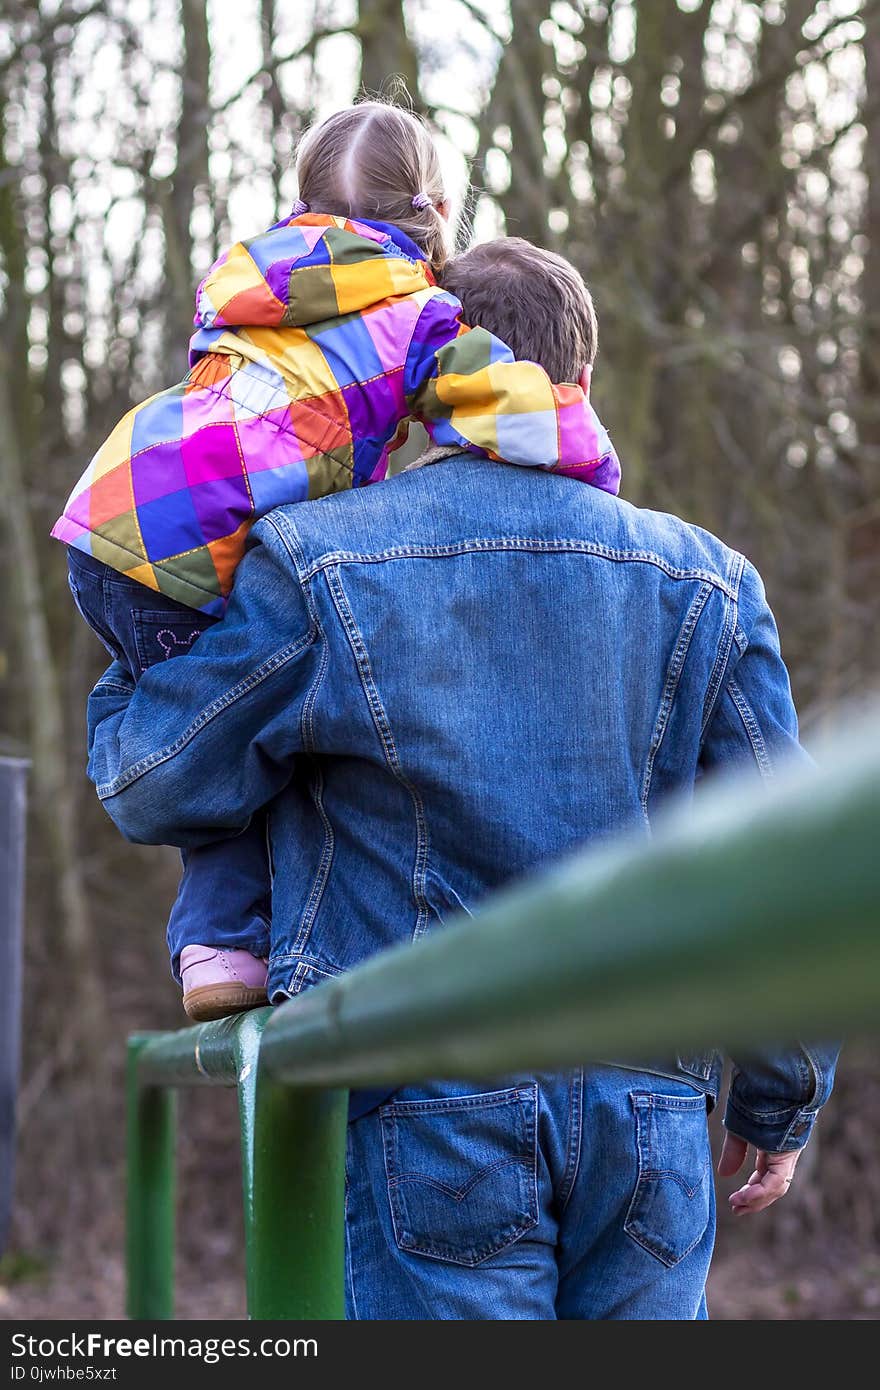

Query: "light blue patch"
(189, 324), (227, 358)
(229, 361), (287, 419)
(130, 390), (185, 456)
(195, 289), (218, 329)
(486, 333), (515, 365)
(307, 316), (384, 388)
(245, 224), (312, 277)
(247, 459), (311, 512)
(495, 410), (559, 468)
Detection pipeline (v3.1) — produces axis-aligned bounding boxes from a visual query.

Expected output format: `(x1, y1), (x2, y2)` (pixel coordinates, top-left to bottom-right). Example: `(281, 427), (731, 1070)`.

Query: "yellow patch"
(245, 327), (336, 402)
(202, 243), (264, 315)
(124, 563), (160, 591)
(89, 408), (136, 482)
(330, 258), (408, 315)
(447, 412), (500, 453)
(486, 362), (556, 413)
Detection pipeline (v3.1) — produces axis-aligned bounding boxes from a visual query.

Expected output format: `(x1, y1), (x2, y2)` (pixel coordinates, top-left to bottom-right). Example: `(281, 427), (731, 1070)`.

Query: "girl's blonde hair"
(295, 100), (451, 272)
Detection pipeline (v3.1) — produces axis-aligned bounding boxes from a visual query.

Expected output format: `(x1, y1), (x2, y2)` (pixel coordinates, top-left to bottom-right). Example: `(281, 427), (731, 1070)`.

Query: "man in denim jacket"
(86, 238), (837, 1319)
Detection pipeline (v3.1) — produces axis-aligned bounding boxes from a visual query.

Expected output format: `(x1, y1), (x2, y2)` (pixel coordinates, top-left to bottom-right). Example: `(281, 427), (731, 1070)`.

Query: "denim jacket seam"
(95, 631), (316, 798)
(727, 678), (773, 778)
(780, 1110), (817, 1146)
(261, 513), (320, 623)
(726, 546), (746, 599)
(797, 1043), (825, 1112)
(299, 540), (739, 597)
(92, 678), (134, 696)
(271, 950), (342, 977)
(558, 1069), (584, 1214)
(726, 1094), (801, 1122)
(325, 565), (432, 939)
(700, 554), (744, 737)
(641, 581), (713, 817)
(293, 630), (334, 955)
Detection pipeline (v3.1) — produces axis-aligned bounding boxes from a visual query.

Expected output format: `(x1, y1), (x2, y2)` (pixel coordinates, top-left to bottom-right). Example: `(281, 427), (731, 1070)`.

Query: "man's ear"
(437, 198), (451, 222)
(579, 364), (593, 397)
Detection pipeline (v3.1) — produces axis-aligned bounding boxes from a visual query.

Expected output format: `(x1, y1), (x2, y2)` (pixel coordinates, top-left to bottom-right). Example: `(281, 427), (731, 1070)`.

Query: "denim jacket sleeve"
(86, 519), (321, 848)
(700, 559), (839, 1152)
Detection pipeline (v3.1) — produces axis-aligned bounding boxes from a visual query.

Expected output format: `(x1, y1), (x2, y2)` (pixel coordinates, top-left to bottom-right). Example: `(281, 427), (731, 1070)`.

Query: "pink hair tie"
(411, 191), (432, 211)
(292, 198), (309, 216)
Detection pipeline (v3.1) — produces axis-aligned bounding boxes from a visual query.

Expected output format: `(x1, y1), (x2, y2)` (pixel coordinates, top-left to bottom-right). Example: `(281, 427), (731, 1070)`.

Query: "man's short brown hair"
(440, 237), (598, 384)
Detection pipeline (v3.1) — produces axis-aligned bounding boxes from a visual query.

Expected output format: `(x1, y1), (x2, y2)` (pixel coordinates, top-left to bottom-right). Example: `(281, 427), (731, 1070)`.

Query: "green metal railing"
(127, 729), (880, 1319)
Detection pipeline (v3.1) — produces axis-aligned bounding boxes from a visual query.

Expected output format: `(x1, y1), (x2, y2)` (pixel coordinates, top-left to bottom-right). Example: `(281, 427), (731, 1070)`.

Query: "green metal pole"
(236, 1011), (347, 1319)
(126, 1035), (177, 1319)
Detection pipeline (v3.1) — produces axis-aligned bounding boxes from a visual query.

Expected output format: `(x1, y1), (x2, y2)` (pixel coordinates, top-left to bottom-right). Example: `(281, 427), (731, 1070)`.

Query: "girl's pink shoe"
(180, 945), (269, 1022)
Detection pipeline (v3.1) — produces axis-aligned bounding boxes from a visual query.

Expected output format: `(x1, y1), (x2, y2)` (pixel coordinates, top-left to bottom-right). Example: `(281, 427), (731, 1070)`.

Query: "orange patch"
(220, 281), (287, 329)
(207, 521), (252, 595)
(88, 462), (134, 526)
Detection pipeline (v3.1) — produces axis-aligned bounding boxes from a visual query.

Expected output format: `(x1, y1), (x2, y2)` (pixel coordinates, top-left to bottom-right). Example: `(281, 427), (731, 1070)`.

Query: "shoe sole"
(182, 983), (268, 1023)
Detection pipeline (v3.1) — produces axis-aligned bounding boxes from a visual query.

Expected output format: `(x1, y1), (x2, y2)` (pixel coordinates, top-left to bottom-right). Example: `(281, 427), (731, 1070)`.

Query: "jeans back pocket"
(132, 610), (210, 673)
(624, 1091), (711, 1268)
(380, 1085), (539, 1267)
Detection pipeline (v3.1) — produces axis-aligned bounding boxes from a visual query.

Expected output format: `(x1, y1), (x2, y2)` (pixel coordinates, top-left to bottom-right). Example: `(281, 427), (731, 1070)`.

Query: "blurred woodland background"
(1, 0), (879, 1319)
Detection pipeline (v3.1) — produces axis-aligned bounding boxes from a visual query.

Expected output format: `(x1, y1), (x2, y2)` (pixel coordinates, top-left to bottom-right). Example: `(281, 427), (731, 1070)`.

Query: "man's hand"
(717, 1133), (802, 1215)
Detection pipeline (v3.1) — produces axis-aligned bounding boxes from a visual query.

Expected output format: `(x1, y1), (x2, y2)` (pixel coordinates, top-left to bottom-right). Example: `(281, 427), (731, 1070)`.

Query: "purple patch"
(342, 369), (406, 444)
(181, 428), (245, 488)
(137, 486), (205, 562)
(190, 472), (254, 543)
(131, 440), (188, 507)
(180, 421), (243, 489)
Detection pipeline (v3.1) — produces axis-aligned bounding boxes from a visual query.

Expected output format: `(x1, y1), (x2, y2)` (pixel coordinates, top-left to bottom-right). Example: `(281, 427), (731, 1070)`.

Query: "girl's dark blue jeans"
(67, 547), (271, 979)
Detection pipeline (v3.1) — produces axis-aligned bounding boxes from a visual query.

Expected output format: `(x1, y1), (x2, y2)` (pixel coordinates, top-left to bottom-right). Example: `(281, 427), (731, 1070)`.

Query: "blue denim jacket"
(86, 453), (836, 1151)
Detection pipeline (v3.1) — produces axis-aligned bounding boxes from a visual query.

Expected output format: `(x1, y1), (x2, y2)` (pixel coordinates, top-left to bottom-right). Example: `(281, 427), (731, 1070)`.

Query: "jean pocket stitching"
(383, 1086), (529, 1117)
(623, 1092), (710, 1268)
(388, 1153), (532, 1204)
(637, 1168), (705, 1199)
(381, 1085), (539, 1267)
(131, 610), (208, 673)
(623, 1209), (707, 1269)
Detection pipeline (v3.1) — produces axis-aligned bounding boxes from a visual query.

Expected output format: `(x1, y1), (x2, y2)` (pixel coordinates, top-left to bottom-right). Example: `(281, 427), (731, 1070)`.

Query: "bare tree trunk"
(0, 363), (105, 1067)
(0, 67), (104, 1067)
(260, 0), (287, 218)
(611, 0), (678, 498)
(861, 6), (880, 466)
(357, 0), (420, 100)
(162, 0), (211, 370)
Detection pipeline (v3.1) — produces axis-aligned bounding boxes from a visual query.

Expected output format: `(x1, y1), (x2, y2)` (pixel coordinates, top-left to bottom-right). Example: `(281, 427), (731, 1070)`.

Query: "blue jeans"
(345, 1067), (715, 1319)
(67, 548), (271, 976)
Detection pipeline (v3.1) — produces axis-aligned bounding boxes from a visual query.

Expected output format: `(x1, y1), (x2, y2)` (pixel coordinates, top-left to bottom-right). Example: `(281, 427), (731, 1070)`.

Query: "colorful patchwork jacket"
(52, 213), (621, 615)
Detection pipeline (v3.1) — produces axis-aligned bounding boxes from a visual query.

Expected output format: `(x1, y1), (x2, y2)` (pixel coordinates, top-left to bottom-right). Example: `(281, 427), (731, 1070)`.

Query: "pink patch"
(51, 516), (83, 543)
(63, 487), (94, 529)
(181, 383), (235, 439)
(557, 400), (602, 467)
(346, 218), (388, 246)
(362, 298), (423, 374)
(181, 423), (243, 488)
(236, 409), (304, 475)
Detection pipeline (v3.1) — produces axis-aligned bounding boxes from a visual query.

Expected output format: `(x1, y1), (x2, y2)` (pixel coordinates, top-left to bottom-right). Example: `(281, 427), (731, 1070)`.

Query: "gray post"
(0, 757), (27, 1257)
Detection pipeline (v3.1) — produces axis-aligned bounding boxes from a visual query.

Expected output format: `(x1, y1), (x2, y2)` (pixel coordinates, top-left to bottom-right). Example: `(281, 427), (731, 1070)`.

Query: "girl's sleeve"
(403, 290), (621, 493)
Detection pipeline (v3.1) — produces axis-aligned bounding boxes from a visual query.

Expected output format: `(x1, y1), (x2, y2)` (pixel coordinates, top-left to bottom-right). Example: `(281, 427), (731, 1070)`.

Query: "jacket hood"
(190, 213), (433, 355)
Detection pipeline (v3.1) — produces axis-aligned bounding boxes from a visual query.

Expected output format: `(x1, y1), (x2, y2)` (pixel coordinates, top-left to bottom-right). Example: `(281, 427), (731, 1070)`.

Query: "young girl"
(53, 100), (620, 1022)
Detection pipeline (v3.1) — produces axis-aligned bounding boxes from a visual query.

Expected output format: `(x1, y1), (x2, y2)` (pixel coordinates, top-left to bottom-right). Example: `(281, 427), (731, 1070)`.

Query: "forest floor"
(2, 1243), (879, 1321)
